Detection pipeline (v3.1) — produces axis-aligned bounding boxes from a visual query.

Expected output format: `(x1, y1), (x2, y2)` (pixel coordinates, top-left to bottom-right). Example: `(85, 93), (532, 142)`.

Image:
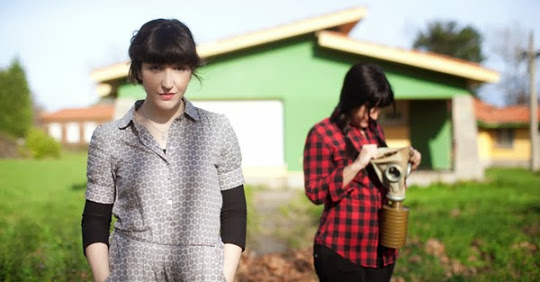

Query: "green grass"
(0, 151), (90, 281)
(277, 168), (540, 281)
(1, 152), (539, 281)
(396, 168), (540, 281)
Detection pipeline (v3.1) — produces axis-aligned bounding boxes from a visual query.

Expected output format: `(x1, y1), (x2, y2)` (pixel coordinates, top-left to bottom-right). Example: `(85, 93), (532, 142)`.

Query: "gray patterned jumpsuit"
(86, 99), (244, 281)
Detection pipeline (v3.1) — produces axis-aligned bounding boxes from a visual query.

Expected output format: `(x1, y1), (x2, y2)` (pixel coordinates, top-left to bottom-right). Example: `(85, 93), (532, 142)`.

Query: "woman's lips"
(159, 93), (175, 101)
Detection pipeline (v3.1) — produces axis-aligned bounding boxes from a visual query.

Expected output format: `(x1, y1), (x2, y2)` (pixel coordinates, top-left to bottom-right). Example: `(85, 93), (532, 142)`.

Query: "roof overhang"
(197, 7), (367, 57)
(317, 31), (500, 83)
(90, 6), (500, 89)
(90, 7), (367, 84)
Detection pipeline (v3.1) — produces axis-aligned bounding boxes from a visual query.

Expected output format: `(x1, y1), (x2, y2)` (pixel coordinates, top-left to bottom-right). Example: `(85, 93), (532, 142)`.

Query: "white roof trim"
(317, 31), (500, 83)
(90, 7), (367, 82)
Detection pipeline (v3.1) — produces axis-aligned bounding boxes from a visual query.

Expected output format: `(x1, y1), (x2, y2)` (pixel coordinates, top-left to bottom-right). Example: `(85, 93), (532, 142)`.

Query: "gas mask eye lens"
(384, 165), (402, 182)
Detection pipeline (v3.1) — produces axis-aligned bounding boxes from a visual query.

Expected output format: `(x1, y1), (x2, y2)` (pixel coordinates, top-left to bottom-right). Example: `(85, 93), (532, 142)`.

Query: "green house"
(91, 7), (499, 187)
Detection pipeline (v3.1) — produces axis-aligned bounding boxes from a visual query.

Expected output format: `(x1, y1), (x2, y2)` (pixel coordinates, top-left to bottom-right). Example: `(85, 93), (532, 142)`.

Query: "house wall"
(43, 120), (105, 146)
(114, 35), (471, 176)
(384, 125), (410, 148)
(478, 127), (530, 166)
(477, 128), (492, 165)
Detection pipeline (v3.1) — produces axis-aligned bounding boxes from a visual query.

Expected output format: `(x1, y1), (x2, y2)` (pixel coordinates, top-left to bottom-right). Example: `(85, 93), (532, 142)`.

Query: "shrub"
(24, 128), (61, 159)
(0, 131), (19, 158)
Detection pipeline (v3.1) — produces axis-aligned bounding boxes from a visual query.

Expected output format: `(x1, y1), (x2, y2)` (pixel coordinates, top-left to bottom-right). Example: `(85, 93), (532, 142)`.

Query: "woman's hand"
(352, 144), (379, 170)
(343, 144), (378, 188)
(409, 147), (422, 170)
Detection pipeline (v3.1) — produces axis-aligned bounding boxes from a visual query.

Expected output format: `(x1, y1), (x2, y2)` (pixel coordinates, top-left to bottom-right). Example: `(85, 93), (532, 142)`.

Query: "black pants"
(313, 244), (395, 282)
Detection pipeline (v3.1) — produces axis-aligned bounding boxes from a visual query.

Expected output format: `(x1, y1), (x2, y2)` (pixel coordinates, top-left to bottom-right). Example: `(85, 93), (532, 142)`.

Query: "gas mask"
(369, 146), (413, 201)
(370, 146), (414, 249)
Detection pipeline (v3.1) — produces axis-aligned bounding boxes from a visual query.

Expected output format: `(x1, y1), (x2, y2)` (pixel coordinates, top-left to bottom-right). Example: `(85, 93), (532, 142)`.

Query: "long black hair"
(330, 63), (395, 157)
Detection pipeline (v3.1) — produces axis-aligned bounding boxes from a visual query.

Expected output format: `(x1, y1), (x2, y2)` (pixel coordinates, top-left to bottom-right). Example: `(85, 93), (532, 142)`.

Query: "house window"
(378, 100), (408, 126)
(48, 123), (62, 141)
(66, 122), (80, 143)
(495, 128), (514, 148)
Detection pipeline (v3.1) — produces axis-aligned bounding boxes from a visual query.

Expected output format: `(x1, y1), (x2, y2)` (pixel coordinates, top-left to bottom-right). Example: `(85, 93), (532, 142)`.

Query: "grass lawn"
(395, 168), (540, 281)
(0, 151), (90, 281)
(271, 168), (540, 281)
(0, 151), (539, 281)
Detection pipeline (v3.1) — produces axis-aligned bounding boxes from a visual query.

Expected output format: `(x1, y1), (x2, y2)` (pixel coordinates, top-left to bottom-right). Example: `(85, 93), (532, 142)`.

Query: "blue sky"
(1, 0), (539, 112)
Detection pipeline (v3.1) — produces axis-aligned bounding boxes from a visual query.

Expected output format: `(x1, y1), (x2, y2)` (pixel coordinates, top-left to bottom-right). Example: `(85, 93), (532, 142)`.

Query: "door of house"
(409, 99), (452, 170)
(192, 100), (285, 172)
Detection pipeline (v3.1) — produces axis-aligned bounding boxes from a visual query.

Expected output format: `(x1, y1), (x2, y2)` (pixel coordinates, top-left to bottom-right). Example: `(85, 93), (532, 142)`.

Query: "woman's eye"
(149, 65), (162, 71)
(175, 66), (187, 71)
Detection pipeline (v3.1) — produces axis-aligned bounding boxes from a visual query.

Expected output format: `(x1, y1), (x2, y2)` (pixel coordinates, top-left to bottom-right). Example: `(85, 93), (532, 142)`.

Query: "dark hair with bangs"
(128, 18), (203, 83)
(330, 63), (395, 133)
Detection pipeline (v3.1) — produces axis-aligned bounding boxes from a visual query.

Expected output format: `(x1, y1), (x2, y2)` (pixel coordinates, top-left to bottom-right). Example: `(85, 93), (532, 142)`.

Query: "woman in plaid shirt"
(303, 63), (421, 282)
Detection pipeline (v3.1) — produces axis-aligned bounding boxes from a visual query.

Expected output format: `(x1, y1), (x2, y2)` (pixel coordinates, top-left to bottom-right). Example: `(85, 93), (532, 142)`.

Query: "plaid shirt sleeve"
(303, 126), (365, 204)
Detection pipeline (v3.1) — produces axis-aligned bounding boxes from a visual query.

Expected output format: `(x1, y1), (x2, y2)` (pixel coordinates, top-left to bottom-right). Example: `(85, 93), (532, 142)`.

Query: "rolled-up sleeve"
(303, 128), (356, 205)
(216, 115), (244, 191)
(85, 126), (116, 204)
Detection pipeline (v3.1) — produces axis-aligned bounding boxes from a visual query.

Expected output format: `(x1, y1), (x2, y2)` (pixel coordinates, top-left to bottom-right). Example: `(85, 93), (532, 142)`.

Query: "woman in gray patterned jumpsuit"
(81, 18), (247, 282)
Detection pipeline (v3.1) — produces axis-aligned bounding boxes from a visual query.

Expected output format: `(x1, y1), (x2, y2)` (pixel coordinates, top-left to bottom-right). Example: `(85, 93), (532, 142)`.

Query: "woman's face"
(139, 63), (192, 111)
(351, 104), (380, 128)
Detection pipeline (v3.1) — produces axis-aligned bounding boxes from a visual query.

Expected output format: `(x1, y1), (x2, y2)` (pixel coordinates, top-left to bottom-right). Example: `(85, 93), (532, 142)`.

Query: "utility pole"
(527, 31), (540, 171)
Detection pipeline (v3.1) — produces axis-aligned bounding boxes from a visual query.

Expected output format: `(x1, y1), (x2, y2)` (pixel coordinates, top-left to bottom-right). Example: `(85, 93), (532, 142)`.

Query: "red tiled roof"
(41, 104), (114, 122)
(474, 98), (540, 125)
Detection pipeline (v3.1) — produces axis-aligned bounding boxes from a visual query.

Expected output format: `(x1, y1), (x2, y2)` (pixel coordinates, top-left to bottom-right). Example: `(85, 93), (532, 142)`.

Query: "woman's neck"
(139, 99), (185, 124)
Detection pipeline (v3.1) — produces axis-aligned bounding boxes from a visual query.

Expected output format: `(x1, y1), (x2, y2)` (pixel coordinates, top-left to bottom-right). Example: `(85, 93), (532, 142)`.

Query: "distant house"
(40, 104), (114, 147)
(88, 7), (500, 187)
(475, 99), (540, 167)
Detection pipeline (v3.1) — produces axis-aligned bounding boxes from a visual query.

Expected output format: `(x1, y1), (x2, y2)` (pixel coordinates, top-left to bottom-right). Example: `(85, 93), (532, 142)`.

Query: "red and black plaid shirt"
(303, 117), (397, 267)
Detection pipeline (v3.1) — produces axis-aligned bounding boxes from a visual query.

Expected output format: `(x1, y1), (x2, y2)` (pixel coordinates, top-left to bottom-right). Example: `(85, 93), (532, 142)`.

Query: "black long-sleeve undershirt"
(81, 200), (113, 255)
(220, 185), (247, 250)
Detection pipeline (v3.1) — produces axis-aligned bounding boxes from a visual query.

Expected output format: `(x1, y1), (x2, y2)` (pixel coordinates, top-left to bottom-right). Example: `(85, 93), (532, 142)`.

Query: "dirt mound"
(236, 248), (317, 282)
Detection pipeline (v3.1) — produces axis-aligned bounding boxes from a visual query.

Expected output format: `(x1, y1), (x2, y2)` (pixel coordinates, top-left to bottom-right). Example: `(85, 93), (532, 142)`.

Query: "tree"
(0, 59), (34, 137)
(490, 24), (534, 105)
(413, 21), (486, 63)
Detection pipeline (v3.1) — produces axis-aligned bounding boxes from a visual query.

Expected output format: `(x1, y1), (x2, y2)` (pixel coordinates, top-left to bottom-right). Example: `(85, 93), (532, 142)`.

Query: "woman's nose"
(370, 108), (380, 120)
(161, 69), (174, 89)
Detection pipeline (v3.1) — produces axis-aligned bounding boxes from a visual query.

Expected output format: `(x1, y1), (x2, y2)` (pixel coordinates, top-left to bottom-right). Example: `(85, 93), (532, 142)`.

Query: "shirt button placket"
(166, 165), (173, 222)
